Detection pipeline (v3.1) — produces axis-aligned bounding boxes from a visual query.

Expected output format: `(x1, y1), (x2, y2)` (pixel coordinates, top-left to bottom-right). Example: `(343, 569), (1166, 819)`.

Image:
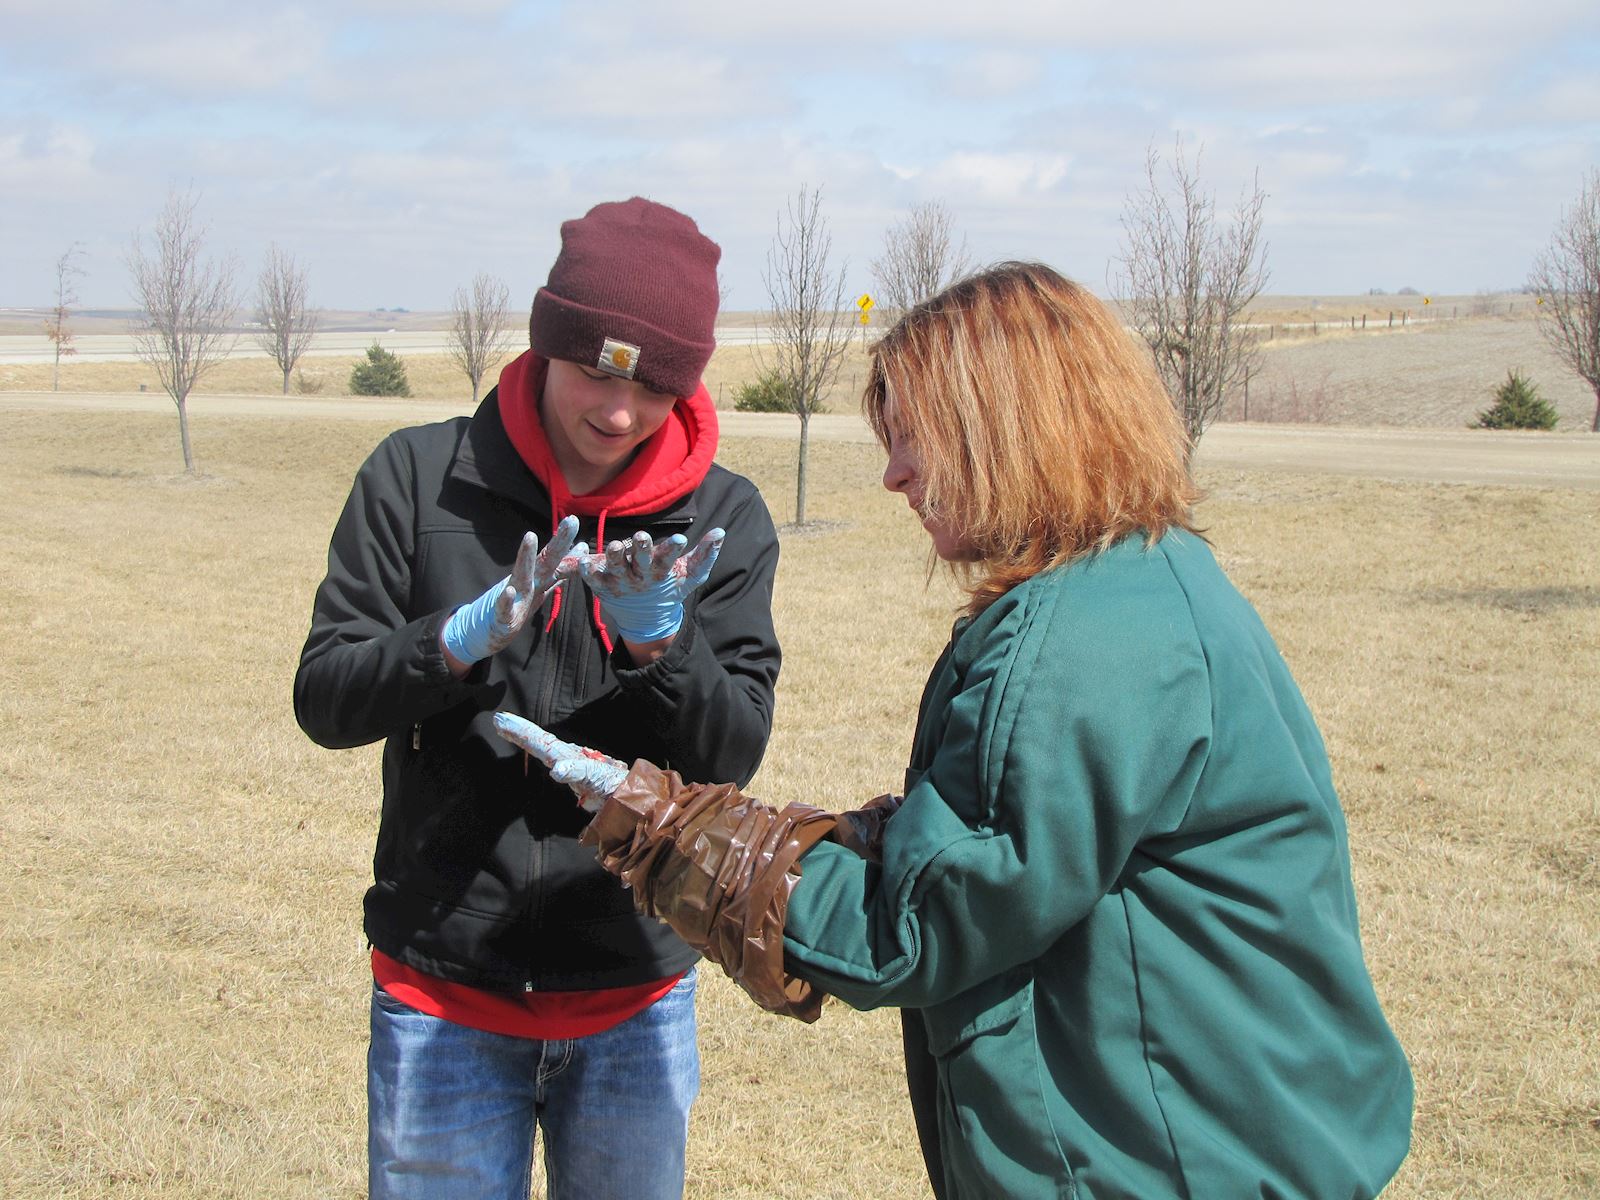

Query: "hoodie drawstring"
(591, 508), (614, 654)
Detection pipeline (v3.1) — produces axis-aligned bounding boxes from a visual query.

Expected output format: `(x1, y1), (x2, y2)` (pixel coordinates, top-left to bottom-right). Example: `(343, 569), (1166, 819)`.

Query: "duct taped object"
(580, 762), (839, 1023)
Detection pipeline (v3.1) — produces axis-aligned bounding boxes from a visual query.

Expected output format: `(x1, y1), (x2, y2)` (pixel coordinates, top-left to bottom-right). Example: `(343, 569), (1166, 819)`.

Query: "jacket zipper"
(523, 579), (575, 992)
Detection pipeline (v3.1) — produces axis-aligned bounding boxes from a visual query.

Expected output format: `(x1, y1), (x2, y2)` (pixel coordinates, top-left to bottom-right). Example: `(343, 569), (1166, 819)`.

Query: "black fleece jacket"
(294, 390), (781, 992)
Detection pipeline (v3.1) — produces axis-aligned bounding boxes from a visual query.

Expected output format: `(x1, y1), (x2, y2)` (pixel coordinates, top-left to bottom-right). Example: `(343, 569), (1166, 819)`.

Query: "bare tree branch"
(1114, 139), (1269, 450)
(127, 188), (239, 474)
(43, 243), (85, 393)
(761, 184), (853, 526)
(253, 244), (320, 395)
(447, 273), (515, 404)
(1528, 168), (1600, 432)
(870, 200), (972, 318)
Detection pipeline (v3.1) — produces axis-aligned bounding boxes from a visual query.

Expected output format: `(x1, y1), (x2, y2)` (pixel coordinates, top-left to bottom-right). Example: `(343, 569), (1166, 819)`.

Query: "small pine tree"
(349, 343), (413, 397)
(734, 369), (800, 413)
(1473, 369), (1558, 430)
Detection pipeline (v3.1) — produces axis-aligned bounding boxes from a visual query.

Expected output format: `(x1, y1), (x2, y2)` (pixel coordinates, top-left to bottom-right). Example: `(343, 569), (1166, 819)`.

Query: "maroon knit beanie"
(529, 197), (721, 397)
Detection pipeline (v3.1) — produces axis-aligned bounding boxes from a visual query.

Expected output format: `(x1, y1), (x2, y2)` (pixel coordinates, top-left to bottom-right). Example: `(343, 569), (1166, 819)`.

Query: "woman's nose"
(882, 448), (912, 494)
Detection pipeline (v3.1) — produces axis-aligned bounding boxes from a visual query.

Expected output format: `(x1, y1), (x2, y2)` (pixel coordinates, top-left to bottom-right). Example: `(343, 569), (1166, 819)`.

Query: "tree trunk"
(1592, 384), (1599, 433)
(52, 349), (61, 392)
(282, 367), (291, 395)
(176, 394), (196, 474)
(795, 411), (810, 526)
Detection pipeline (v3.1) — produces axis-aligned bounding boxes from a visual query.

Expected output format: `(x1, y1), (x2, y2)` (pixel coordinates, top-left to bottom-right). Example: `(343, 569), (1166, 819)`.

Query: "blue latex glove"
(576, 527), (724, 644)
(493, 712), (628, 813)
(441, 516), (580, 666)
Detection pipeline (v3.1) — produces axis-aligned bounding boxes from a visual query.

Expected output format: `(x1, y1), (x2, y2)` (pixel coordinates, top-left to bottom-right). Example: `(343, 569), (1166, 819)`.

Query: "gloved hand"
(576, 528), (724, 644)
(493, 711), (627, 812)
(441, 516), (580, 667)
(830, 793), (904, 863)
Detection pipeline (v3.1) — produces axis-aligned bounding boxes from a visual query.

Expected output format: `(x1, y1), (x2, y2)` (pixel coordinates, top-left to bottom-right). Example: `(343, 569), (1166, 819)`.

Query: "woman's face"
(880, 394), (976, 562)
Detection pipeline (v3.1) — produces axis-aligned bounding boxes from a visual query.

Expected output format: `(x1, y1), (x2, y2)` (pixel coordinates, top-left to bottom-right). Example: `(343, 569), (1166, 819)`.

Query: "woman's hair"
(863, 260), (1200, 616)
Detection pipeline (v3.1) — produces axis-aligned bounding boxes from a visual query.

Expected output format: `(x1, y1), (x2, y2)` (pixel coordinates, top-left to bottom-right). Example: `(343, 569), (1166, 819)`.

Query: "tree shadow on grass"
(52, 465), (143, 480)
(1419, 585), (1600, 614)
(50, 465), (234, 488)
(778, 519), (851, 537)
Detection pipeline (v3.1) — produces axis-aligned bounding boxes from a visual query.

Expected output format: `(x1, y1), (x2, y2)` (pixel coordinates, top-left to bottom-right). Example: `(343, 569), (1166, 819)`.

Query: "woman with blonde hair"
(498, 261), (1414, 1199)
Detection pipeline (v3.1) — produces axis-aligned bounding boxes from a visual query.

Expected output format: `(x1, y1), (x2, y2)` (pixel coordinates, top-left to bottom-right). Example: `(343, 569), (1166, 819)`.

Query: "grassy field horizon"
(5, 307), (1598, 434)
(0, 402), (1595, 1197)
(0, 291), (1544, 336)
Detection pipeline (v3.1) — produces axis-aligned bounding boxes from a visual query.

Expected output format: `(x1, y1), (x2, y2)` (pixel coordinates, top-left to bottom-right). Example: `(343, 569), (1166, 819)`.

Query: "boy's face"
(540, 358), (677, 493)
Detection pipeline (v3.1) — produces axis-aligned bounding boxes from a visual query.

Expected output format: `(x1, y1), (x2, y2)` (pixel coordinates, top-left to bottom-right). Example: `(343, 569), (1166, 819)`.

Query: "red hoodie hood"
(495, 349), (720, 650)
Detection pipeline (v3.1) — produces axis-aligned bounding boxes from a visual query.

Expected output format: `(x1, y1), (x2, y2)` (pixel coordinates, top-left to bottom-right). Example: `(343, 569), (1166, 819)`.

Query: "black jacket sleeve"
(611, 484), (780, 787)
(292, 434), (485, 749)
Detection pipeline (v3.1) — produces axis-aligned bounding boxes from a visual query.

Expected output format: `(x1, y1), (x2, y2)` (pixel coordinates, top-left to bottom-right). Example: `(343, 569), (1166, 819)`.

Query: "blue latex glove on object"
(493, 712), (628, 812)
(442, 516), (580, 666)
(577, 527), (724, 644)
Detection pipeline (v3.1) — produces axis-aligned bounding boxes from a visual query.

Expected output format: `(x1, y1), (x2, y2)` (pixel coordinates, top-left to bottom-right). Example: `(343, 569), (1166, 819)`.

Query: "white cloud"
(0, 0), (1595, 305)
(922, 152), (1070, 200)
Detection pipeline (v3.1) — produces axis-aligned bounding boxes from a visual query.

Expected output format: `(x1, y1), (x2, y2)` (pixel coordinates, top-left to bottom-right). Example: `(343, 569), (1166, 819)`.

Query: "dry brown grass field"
(0, 341), (881, 423)
(1244, 318), (1596, 430)
(1, 404), (1597, 1198)
(4, 302), (1594, 432)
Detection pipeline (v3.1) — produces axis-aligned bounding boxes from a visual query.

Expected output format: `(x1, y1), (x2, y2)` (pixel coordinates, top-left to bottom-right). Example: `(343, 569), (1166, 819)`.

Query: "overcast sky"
(4, 1), (1598, 313)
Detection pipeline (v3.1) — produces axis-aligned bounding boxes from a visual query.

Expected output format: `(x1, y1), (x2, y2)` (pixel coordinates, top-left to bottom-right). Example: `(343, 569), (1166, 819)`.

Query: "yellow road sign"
(857, 294), (874, 311)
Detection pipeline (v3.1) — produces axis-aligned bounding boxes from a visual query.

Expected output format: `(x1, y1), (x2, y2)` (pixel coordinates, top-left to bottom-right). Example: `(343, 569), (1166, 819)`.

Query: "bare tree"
(447, 272), (515, 404)
(1528, 168), (1600, 432)
(870, 200), (972, 318)
(1115, 140), (1269, 450)
(127, 189), (239, 474)
(43, 243), (86, 392)
(762, 184), (854, 526)
(253, 244), (319, 395)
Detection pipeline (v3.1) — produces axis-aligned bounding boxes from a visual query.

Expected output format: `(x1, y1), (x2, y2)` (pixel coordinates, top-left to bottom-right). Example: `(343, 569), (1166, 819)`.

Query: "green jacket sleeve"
(783, 556), (1212, 1010)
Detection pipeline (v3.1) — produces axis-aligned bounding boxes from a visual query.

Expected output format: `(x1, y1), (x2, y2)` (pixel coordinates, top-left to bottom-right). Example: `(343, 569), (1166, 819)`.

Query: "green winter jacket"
(783, 529), (1413, 1199)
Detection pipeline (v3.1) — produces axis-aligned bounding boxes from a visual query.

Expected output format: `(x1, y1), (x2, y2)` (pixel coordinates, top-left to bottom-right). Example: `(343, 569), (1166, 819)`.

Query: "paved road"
(0, 325), (775, 364)
(3, 391), (1596, 490)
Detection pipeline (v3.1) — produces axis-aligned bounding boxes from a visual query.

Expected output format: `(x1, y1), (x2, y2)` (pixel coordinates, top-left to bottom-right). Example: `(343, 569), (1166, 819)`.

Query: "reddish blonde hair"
(863, 261), (1200, 616)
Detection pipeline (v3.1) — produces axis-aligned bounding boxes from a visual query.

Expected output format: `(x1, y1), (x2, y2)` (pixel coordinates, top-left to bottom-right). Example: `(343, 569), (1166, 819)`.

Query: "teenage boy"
(294, 197), (781, 1200)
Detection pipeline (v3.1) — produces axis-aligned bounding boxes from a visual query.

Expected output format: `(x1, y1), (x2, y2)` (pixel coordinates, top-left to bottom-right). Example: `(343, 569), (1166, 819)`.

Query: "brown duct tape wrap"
(580, 761), (841, 1023)
(829, 792), (903, 864)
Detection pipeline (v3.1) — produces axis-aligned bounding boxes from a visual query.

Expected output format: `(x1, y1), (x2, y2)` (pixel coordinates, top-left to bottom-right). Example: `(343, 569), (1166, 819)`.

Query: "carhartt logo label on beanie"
(528, 196), (720, 397)
(599, 338), (640, 380)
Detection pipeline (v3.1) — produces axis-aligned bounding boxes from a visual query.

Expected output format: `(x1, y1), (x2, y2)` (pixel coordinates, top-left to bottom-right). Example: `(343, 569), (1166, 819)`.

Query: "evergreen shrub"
(1473, 369), (1558, 430)
(349, 343), (412, 397)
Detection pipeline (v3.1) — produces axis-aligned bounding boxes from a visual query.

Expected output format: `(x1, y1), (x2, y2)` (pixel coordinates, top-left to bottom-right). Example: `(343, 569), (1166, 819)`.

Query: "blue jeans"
(368, 969), (700, 1200)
